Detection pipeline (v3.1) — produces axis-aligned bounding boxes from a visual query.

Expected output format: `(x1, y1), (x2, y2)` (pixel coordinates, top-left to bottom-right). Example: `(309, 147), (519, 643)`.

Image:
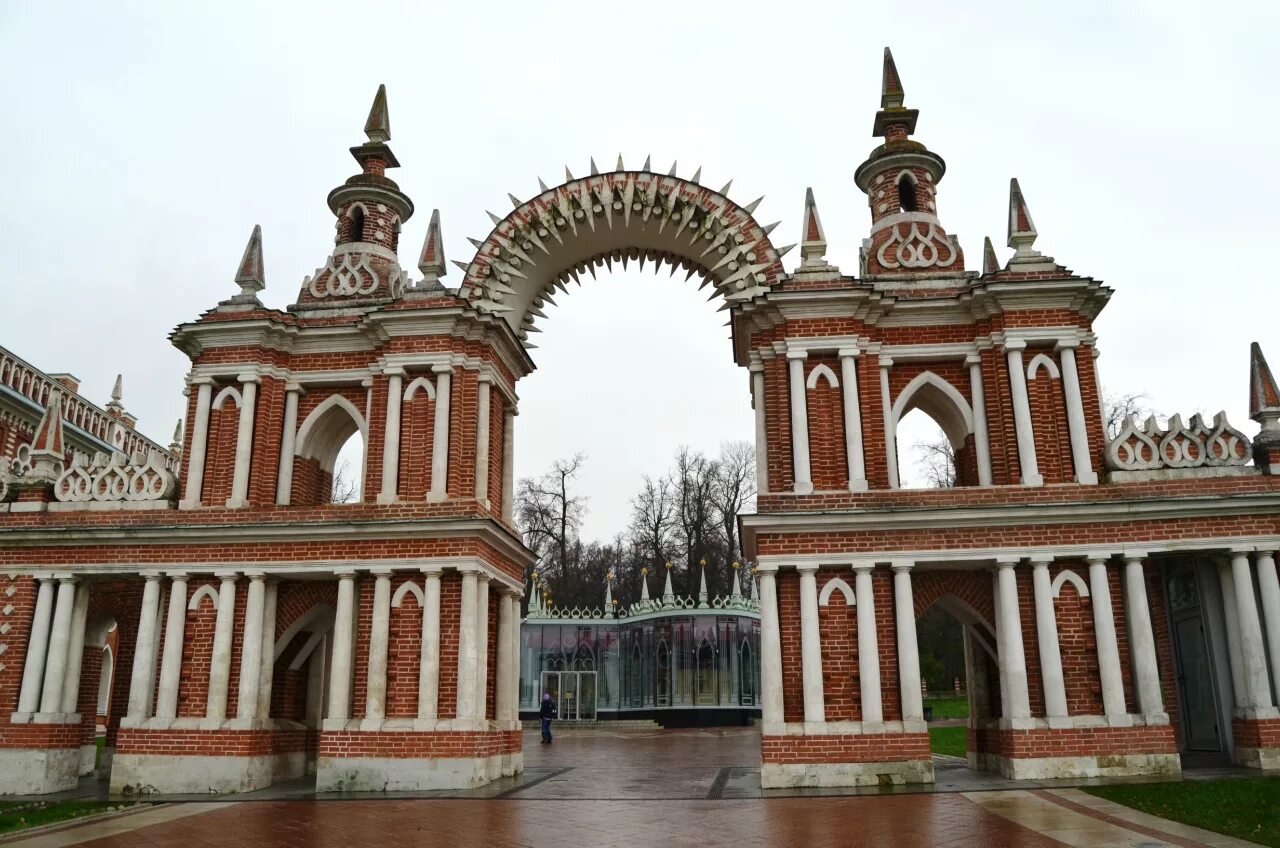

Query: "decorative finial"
(881, 47), (905, 109)
(169, 418), (184, 455)
(699, 557), (707, 568)
(872, 47), (919, 139)
(233, 224), (265, 301)
(364, 84), (390, 143)
(417, 209), (447, 285)
(1007, 178), (1038, 253)
(799, 187), (828, 269)
(982, 236), (1000, 275)
(1250, 342), (1280, 426)
(30, 390), (66, 459)
(111, 374), (123, 405)
(664, 561), (673, 569)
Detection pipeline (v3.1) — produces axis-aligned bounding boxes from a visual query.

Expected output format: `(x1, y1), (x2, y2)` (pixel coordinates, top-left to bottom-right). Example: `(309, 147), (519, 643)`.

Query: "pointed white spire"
(604, 571), (614, 614)
(417, 209), (447, 285)
(233, 224), (265, 302)
(640, 568), (651, 602)
(364, 84), (390, 143)
(1007, 178), (1038, 253)
(662, 562), (675, 605)
(697, 558), (709, 607)
(730, 563), (743, 597)
(982, 236), (1000, 275)
(799, 187), (829, 269)
(169, 418), (184, 456)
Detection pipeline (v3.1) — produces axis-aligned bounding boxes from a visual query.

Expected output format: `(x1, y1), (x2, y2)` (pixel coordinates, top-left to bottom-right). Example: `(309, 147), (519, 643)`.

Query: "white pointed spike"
(487, 210), (502, 225)
(468, 237), (484, 248)
(622, 174), (635, 227)
(743, 196), (763, 215)
(706, 288), (720, 302)
(668, 161), (678, 177)
(763, 221), (780, 235)
(523, 341), (539, 349)
(541, 290), (557, 306)
(525, 324), (543, 334)
(585, 262), (597, 280)
(684, 266), (698, 282)
(564, 165), (574, 182)
(690, 166), (702, 184)
(776, 243), (796, 257)
(642, 154), (651, 171)
(604, 255), (613, 273)
(668, 259), (680, 278)
(579, 180), (595, 233)
(718, 179), (733, 195)
(590, 157), (599, 176)
(638, 253), (646, 273)
(528, 305), (548, 319)
(452, 260), (471, 272)
(508, 193), (522, 208)
(615, 153), (624, 171)
(566, 268), (580, 286)
(621, 253), (629, 270)
(538, 177), (550, 192)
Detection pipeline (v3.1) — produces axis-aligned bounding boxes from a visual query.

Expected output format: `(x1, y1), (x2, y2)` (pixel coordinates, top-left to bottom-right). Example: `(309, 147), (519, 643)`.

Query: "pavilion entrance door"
(541, 671), (598, 722)
(1164, 561), (1226, 760)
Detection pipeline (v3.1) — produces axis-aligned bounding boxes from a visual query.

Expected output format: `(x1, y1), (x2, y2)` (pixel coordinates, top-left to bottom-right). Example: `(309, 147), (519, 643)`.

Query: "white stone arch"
(926, 593), (997, 660)
(818, 576), (854, 607)
(1051, 569), (1090, 599)
(274, 602), (336, 663)
(212, 385), (242, 410)
(187, 584), (220, 610)
(345, 201), (370, 242)
(294, 394), (368, 475)
(1026, 353), (1061, 381)
(805, 363), (839, 390)
(892, 371), (975, 450)
(402, 376), (436, 402)
(391, 580), (424, 608)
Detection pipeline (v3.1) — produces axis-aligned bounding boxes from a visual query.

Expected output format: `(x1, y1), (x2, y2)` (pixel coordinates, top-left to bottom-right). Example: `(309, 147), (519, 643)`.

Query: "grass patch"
(923, 696), (968, 720)
(928, 726), (967, 758)
(1084, 777), (1280, 847)
(0, 800), (143, 834)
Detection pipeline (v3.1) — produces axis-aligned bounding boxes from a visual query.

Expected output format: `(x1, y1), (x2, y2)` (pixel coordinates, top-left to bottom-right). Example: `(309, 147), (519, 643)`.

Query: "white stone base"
(1235, 746), (1280, 770)
(78, 744), (96, 776)
(109, 751), (306, 795)
(979, 752), (1182, 780)
(0, 746), (81, 795)
(316, 754), (505, 792)
(761, 759), (934, 789)
(500, 750), (524, 778)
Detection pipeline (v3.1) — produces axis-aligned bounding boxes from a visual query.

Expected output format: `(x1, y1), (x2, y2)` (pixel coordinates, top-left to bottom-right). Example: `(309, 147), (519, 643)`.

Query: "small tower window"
(347, 206), (366, 243)
(897, 174), (917, 213)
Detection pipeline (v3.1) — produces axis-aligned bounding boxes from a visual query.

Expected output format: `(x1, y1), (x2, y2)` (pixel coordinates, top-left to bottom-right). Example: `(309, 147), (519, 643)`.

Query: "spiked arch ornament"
(456, 164), (789, 343)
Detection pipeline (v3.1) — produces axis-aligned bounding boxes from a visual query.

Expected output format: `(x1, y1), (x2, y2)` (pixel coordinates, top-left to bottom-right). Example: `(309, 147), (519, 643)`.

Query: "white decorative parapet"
(53, 449), (177, 502)
(1105, 412), (1251, 473)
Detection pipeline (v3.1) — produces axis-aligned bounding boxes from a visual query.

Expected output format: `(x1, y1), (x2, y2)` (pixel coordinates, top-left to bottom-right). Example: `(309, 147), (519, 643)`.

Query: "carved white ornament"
(1105, 412), (1250, 472)
(876, 222), (955, 270)
(54, 449), (177, 502)
(309, 252), (380, 299)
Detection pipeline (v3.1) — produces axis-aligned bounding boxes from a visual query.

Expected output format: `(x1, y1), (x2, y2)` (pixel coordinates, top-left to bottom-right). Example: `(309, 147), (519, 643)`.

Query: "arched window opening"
(899, 409), (956, 488)
(346, 206), (366, 243)
(893, 373), (978, 488)
(898, 173), (918, 212)
(294, 395), (367, 506)
(330, 431), (364, 504)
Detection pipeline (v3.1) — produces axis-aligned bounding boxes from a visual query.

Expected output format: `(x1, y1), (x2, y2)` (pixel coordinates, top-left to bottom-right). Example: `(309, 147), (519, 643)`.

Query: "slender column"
(992, 571), (1010, 719)
(839, 348), (868, 492)
(327, 571), (357, 721)
(227, 374), (259, 508)
(501, 408), (516, 522)
(275, 384), (301, 505)
(59, 580), (91, 714)
(495, 592), (514, 722)
(1123, 555), (1164, 715)
(418, 567), (442, 720)
(235, 573), (267, 720)
(966, 353), (993, 486)
(257, 579), (278, 721)
(455, 568), (479, 721)
(17, 576), (56, 714)
(509, 590), (522, 722)
(475, 574), (491, 722)
(182, 379), (213, 507)
(378, 370), (404, 504)
(1231, 551), (1275, 708)
(751, 364), (769, 493)
(205, 572), (238, 720)
(1005, 341), (1042, 486)
(1030, 558), (1068, 718)
(1219, 561), (1246, 702)
(854, 562), (883, 723)
(1087, 557), (1127, 716)
(1255, 550), (1280, 705)
(428, 365), (452, 501)
(475, 377), (492, 504)
(39, 576), (79, 713)
(892, 562), (924, 722)
(879, 357), (899, 488)
(757, 568), (784, 727)
(1058, 343), (1098, 484)
(786, 351), (813, 495)
(995, 561), (1031, 719)
(127, 572), (164, 719)
(364, 570), (393, 722)
(797, 564), (825, 723)
(155, 573), (189, 719)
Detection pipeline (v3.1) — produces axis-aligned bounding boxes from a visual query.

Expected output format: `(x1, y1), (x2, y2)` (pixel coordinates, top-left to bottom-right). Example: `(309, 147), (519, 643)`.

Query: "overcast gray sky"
(2, 1), (1277, 540)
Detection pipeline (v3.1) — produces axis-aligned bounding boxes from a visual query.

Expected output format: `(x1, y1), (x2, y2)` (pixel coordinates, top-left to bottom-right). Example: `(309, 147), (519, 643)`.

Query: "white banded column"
(227, 373), (259, 508)
(1255, 549), (1280, 704)
(475, 376), (492, 505)
(39, 575), (79, 714)
(892, 562), (924, 722)
(995, 561), (1031, 720)
(428, 364), (453, 502)
(59, 579), (91, 715)
(1057, 341), (1098, 484)
(17, 576), (56, 715)
(751, 363), (769, 493)
(1219, 561), (1246, 702)
(418, 567), (442, 720)
(364, 570), (393, 723)
(378, 369), (405, 504)
(1087, 557), (1127, 717)
(327, 571), (357, 722)
(1030, 558), (1068, 719)
(127, 572), (164, 719)
(966, 353), (993, 486)
(206, 572), (238, 721)
(1123, 555), (1164, 716)
(797, 564), (825, 723)
(455, 568), (479, 721)
(275, 383), (301, 505)
(1230, 551), (1275, 709)
(879, 357), (899, 489)
(839, 348), (868, 492)
(786, 351), (813, 495)
(509, 591), (522, 723)
(501, 407), (515, 522)
(495, 591), (515, 723)
(854, 562), (883, 723)
(475, 574), (491, 723)
(236, 572), (267, 721)
(181, 378), (213, 508)
(257, 579), (277, 721)
(757, 567), (785, 728)
(1005, 341), (1043, 486)
(155, 572), (189, 719)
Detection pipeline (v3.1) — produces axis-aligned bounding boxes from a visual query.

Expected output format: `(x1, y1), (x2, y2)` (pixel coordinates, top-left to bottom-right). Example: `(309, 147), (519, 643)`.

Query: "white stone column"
(995, 561), (1031, 720)
(17, 576), (56, 715)
(327, 571), (357, 722)
(378, 370), (404, 504)
(275, 383), (301, 505)
(854, 562), (883, 723)
(751, 364), (769, 493)
(879, 357), (899, 489)
(1087, 557), (1127, 717)
(1057, 343), (1098, 484)
(510, 591), (522, 721)
(155, 573), (189, 719)
(456, 568), (479, 721)
(1231, 551), (1275, 709)
(475, 574), (491, 723)
(235, 572), (267, 721)
(839, 348), (868, 492)
(182, 379), (213, 508)
(429, 364), (453, 502)
(991, 571), (1010, 719)
(892, 562), (924, 722)
(257, 579), (277, 721)
(1005, 341), (1043, 486)
(39, 576), (79, 714)
(966, 353), (993, 486)
(475, 376), (492, 505)
(227, 374), (259, 508)
(786, 351), (813, 495)
(59, 580), (91, 714)
(1255, 549), (1280, 705)
(1219, 561), (1247, 703)
(496, 591), (514, 723)
(797, 564), (825, 723)
(127, 572), (164, 719)
(501, 408), (515, 523)
(419, 567), (442, 720)
(1123, 555), (1165, 716)
(364, 570), (393, 723)
(1030, 558), (1068, 719)
(757, 568), (785, 728)
(205, 572), (238, 721)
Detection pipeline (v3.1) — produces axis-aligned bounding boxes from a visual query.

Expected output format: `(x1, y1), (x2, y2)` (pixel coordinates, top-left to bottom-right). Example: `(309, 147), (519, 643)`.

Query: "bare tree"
(912, 438), (957, 488)
(672, 447), (719, 592)
(330, 459), (360, 503)
(515, 453), (588, 598)
(629, 475), (675, 574)
(712, 440), (756, 569)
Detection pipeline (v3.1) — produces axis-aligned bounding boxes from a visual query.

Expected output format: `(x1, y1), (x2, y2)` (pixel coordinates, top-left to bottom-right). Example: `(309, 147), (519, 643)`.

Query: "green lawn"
(923, 696), (968, 720)
(1084, 778), (1280, 847)
(0, 800), (144, 834)
(928, 726), (967, 758)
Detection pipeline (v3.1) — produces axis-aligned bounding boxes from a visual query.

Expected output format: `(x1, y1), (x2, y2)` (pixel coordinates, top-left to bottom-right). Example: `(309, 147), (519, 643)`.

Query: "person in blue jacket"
(539, 693), (556, 744)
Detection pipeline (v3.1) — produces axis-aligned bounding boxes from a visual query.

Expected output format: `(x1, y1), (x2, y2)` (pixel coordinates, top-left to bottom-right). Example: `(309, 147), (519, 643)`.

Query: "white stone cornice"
(879, 342), (978, 362)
